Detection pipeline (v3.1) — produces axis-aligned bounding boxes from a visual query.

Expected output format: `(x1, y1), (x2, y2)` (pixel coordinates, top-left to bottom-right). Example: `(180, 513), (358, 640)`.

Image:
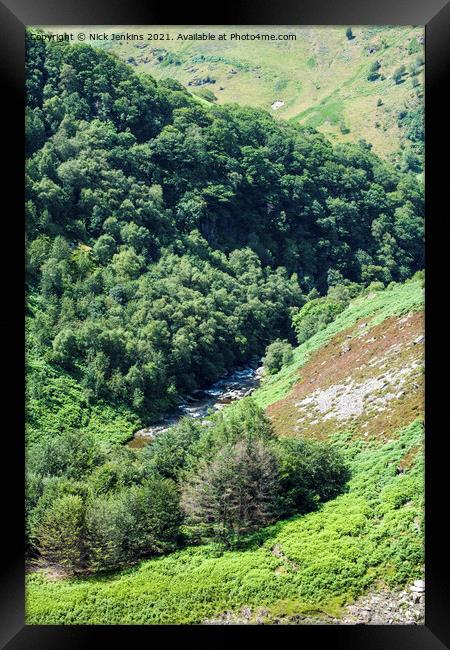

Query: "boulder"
(192, 389), (208, 399)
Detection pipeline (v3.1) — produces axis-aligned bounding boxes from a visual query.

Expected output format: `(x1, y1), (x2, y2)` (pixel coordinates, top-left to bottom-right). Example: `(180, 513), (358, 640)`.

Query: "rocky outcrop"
(342, 581), (425, 625)
(203, 581), (425, 625)
(268, 312), (424, 442)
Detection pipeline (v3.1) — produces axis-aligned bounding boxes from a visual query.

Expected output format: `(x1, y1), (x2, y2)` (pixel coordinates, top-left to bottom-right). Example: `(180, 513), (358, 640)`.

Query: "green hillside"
(26, 31), (424, 444)
(25, 33), (424, 626)
(46, 25), (425, 168)
(26, 279), (424, 625)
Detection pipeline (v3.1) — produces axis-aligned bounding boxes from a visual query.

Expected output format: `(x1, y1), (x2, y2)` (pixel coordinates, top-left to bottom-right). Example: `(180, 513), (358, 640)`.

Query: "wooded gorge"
(25, 30), (424, 616)
(26, 31), (423, 436)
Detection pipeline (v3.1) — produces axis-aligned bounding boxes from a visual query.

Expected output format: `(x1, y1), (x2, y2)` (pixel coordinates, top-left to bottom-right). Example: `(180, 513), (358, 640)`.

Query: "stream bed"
(128, 358), (264, 448)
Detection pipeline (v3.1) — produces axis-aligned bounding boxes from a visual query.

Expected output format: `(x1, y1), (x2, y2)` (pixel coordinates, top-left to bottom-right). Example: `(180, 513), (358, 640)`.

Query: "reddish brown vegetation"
(267, 312), (424, 443)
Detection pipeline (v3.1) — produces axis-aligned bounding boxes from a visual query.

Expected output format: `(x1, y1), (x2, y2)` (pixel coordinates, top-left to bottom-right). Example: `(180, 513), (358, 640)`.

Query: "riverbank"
(128, 360), (264, 448)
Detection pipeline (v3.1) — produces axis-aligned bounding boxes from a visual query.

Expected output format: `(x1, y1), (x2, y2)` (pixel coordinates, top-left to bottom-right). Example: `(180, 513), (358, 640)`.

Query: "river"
(127, 358), (264, 448)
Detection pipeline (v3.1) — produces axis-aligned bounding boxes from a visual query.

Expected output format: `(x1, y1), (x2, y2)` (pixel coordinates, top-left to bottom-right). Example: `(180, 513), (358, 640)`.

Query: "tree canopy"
(26, 30), (424, 436)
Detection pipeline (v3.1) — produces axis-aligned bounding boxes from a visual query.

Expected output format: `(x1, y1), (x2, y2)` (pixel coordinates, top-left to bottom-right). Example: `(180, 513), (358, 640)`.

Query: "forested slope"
(26, 32), (424, 442)
(26, 33), (425, 624)
(26, 279), (424, 625)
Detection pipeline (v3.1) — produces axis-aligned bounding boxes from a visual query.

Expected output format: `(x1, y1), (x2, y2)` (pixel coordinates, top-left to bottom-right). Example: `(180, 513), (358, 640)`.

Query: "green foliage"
(25, 33), (423, 443)
(263, 339), (294, 375)
(26, 421), (423, 624)
(88, 447), (144, 494)
(292, 296), (347, 345)
(345, 27), (353, 40)
(27, 430), (104, 480)
(79, 26), (423, 165)
(193, 88), (218, 103)
(26, 345), (140, 446)
(26, 394), (345, 570)
(397, 102), (424, 172)
(25, 32), (424, 623)
(407, 38), (421, 55)
(141, 418), (203, 481)
(276, 438), (350, 516)
(393, 65), (406, 84)
(411, 269), (425, 288)
(84, 493), (128, 571)
(86, 476), (181, 571)
(367, 60), (381, 81)
(189, 398), (276, 465)
(182, 438), (280, 547)
(31, 494), (85, 574)
(27, 475), (87, 552)
(28, 432), (182, 573)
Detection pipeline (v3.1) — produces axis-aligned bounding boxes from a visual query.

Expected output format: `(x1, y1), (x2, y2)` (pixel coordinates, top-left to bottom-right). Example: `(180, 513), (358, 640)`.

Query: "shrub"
(411, 269), (424, 288)
(93, 234), (116, 263)
(366, 280), (385, 293)
(122, 478), (181, 557)
(31, 494), (86, 574)
(327, 282), (362, 303)
(194, 88), (218, 103)
(408, 38), (421, 55)
(26, 471), (45, 548)
(181, 438), (280, 547)
(263, 339), (294, 375)
(367, 61), (381, 81)
(393, 66), (406, 84)
(85, 494), (127, 571)
(188, 398), (276, 469)
(88, 448), (145, 494)
(292, 297), (347, 345)
(27, 430), (104, 480)
(141, 417), (203, 482)
(275, 438), (350, 516)
(86, 475), (181, 570)
(51, 329), (78, 367)
(28, 476), (88, 551)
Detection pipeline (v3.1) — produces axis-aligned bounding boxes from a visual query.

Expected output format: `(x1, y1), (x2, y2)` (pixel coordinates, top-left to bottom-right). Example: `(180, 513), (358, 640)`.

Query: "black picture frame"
(1, 1), (448, 647)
